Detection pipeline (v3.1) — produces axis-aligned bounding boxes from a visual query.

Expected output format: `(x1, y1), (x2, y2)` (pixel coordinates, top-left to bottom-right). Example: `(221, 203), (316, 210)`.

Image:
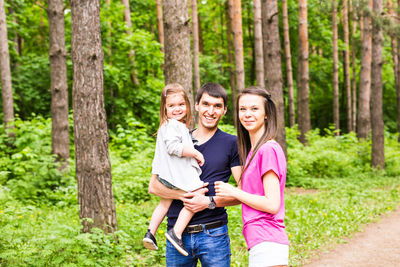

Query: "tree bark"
(358, 0), (373, 139)
(343, 0), (352, 132)
(332, 0), (340, 134)
(261, 0), (287, 155)
(226, 0), (236, 111)
(48, 0), (70, 167)
(122, 0), (139, 86)
(351, 0), (357, 132)
(192, 0), (200, 96)
(254, 0), (264, 88)
(297, 0), (311, 143)
(282, 0), (295, 128)
(370, 0), (384, 169)
(388, 0), (400, 142)
(230, 0), (245, 92)
(156, 0), (164, 52)
(0, 0), (14, 132)
(397, 0), (400, 142)
(163, 0), (194, 125)
(387, 0), (398, 90)
(71, 0), (118, 233)
(198, 12), (204, 54)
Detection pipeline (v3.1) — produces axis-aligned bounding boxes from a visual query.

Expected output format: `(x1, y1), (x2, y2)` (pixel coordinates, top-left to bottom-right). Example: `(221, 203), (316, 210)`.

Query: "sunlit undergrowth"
(0, 117), (400, 266)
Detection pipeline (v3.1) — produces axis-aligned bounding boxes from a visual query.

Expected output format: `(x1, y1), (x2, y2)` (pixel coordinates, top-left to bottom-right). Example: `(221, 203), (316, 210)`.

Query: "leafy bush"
(286, 127), (374, 185)
(0, 117), (74, 204)
(109, 116), (155, 203)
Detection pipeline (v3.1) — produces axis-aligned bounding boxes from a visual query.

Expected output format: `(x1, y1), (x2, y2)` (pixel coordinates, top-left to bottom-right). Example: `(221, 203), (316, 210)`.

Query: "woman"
(215, 87), (289, 267)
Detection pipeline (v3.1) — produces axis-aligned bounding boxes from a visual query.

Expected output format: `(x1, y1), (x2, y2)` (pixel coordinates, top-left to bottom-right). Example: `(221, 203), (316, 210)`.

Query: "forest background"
(0, 0), (400, 266)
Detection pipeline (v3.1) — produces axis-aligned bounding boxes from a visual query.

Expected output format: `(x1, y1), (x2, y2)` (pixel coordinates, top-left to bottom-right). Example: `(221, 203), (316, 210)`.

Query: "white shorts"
(248, 241), (289, 267)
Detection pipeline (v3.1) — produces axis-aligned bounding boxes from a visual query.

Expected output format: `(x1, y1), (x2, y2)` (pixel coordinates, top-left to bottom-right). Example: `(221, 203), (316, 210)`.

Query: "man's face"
(195, 92), (227, 130)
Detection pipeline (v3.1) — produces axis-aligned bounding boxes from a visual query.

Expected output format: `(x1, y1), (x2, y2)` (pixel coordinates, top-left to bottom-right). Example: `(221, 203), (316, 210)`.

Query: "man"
(149, 83), (241, 266)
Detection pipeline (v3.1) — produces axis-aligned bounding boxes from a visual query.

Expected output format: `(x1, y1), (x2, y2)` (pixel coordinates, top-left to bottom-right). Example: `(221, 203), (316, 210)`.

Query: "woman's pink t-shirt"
(241, 141), (289, 250)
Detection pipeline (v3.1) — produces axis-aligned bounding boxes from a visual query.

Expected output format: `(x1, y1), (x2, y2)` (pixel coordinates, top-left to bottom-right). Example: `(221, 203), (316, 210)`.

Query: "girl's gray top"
(152, 119), (203, 192)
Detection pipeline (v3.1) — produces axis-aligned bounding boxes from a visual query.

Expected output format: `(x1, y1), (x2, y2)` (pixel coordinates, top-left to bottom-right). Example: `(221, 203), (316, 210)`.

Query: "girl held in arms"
(143, 83), (205, 256)
(215, 87), (289, 267)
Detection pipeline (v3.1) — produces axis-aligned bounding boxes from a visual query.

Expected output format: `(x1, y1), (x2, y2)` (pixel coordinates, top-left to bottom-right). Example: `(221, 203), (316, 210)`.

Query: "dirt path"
(302, 207), (400, 267)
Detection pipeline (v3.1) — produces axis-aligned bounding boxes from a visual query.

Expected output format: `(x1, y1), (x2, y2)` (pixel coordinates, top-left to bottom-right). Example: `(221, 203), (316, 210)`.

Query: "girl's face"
(238, 94), (266, 135)
(165, 93), (187, 123)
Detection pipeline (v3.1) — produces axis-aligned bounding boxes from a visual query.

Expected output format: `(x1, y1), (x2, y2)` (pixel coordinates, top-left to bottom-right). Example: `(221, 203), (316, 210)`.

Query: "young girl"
(215, 87), (289, 267)
(143, 83), (205, 256)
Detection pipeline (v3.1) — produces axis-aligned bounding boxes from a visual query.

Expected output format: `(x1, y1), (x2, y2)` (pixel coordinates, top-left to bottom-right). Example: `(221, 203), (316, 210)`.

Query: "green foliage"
(109, 116), (155, 203)
(12, 55), (51, 119)
(287, 127), (366, 183)
(0, 116), (74, 204)
(100, 0), (164, 131)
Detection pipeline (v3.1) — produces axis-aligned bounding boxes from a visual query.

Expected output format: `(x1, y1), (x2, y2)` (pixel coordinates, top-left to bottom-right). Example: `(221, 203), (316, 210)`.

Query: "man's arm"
(182, 166), (242, 212)
(148, 174), (186, 199)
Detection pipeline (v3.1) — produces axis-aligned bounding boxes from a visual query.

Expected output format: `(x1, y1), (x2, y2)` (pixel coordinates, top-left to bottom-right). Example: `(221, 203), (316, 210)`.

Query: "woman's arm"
(215, 170), (281, 214)
(214, 165), (242, 207)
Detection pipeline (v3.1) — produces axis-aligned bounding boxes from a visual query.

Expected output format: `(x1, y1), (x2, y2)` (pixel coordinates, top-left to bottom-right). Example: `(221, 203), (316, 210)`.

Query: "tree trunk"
(351, 0), (357, 132)
(226, 0), (236, 111)
(156, 0), (164, 52)
(71, 0), (118, 233)
(198, 12), (204, 54)
(261, 0), (287, 155)
(370, 0), (384, 169)
(397, 0), (400, 142)
(192, 0), (200, 95)
(48, 0), (70, 167)
(7, 7), (20, 69)
(230, 0), (245, 92)
(297, 0), (311, 143)
(343, 0), (352, 132)
(254, 0), (264, 88)
(163, 0), (194, 125)
(332, 0), (340, 134)
(122, 0), (139, 86)
(282, 0), (295, 128)
(0, 0), (14, 132)
(357, 0), (372, 139)
(388, 0), (400, 142)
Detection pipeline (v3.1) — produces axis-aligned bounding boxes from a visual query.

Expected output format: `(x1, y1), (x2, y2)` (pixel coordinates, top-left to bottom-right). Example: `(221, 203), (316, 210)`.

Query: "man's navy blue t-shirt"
(167, 128), (240, 229)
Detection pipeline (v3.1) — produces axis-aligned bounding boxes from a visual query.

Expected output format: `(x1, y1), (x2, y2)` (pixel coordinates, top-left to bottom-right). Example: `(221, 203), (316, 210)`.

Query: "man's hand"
(192, 182), (209, 195)
(181, 193), (210, 213)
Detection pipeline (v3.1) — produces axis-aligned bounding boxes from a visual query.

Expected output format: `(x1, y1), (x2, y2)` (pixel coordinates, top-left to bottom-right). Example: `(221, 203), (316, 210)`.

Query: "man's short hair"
(196, 83), (227, 107)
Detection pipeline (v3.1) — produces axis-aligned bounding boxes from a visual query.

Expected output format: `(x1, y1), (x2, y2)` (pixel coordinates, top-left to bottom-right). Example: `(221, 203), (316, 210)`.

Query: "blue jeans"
(166, 224), (231, 267)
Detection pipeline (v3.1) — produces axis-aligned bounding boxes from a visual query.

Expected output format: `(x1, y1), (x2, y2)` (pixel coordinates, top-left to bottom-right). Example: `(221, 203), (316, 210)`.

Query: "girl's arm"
(182, 146), (204, 166)
(214, 170), (281, 214)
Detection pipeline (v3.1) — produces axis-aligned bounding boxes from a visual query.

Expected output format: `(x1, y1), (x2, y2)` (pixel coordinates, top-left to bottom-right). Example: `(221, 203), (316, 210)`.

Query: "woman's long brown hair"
(235, 86), (278, 185)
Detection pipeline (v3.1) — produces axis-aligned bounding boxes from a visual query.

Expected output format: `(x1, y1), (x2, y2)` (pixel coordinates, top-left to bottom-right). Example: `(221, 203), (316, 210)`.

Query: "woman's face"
(238, 94), (266, 135)
(165, 93), (187, 123)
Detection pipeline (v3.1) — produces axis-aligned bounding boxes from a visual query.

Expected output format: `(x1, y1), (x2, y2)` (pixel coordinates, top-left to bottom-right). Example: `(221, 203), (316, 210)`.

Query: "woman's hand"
(214, 181), (238, 198)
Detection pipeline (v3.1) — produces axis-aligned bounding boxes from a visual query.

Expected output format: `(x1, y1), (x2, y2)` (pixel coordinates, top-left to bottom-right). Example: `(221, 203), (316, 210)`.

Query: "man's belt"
(184, 220), (225, 234)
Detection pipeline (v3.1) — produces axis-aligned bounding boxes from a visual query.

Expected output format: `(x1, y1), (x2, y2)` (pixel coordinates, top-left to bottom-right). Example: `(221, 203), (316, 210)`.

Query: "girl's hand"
(194, 150), (205, 166)
(215, 181), (237, 197)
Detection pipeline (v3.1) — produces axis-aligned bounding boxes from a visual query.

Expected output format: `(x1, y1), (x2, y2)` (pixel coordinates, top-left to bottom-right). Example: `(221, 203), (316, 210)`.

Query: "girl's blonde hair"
(159, 83), (192, 130)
